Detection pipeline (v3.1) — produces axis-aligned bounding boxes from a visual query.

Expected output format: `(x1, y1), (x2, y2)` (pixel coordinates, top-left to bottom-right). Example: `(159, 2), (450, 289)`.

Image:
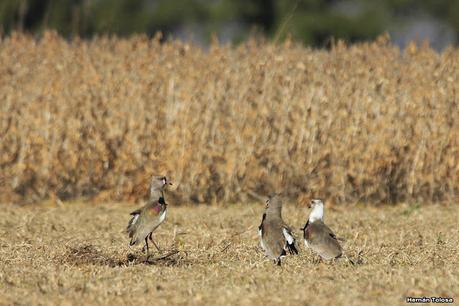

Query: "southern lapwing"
(301, 199), (343, 261)
(127, 175), (172, 256)
(258, 194), (298, 266)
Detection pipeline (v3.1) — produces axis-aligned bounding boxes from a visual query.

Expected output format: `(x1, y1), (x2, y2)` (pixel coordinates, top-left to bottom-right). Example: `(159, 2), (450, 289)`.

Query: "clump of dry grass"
(0, 202), (457, 305)
(0, 32), (458, 204)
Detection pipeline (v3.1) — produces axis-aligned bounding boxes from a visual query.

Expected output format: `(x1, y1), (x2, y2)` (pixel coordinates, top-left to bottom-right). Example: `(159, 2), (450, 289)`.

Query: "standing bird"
(258, 194), (298, 266)
(127, 175), (172, 256)
(301, 199), (342, 261)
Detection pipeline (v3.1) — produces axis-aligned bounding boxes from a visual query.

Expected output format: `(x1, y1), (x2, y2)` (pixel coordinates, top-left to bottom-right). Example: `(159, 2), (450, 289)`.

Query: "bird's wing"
(265, 223), (287, 258)
(282, 225), (298, 255)
(306, 221), (336, 240)
(126, 201), (150, 235)
(127, 210), (142, 238)
(282, 225), (295, 244)
(317, 223), (345, 242)
(129, 208), (141, 216)
(318, 222), (339, 241)
(308, 221), (342, 259)
(316, 235), (342, 259)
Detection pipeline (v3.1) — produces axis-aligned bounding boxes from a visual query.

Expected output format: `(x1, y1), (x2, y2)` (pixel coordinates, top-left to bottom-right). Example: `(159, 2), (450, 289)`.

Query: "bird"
(126, 175), (172, 257)
(301, 199), (343, 261)
(258, 194), (298, 266)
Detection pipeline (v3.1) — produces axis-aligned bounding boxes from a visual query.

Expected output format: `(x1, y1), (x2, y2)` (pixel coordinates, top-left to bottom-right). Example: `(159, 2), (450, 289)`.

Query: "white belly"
(259, 229), (267, 252)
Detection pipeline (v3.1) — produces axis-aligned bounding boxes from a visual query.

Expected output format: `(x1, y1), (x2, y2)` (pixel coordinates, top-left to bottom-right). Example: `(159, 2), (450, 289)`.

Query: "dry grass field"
(1, 32), (458, 205)
(0, 201), (457, 305)
(0, 31), (458, 304)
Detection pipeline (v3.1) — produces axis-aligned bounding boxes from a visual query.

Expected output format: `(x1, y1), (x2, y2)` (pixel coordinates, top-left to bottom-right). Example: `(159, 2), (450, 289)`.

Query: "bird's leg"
(149, 233), (162, 252)
(143, 237), (150, 257)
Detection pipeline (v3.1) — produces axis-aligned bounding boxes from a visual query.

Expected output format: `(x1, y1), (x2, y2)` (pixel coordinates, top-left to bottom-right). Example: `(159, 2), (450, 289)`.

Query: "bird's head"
(308, 199), (324, 209)
(308, 199), (324, 222)
(150, 175), (173, 193)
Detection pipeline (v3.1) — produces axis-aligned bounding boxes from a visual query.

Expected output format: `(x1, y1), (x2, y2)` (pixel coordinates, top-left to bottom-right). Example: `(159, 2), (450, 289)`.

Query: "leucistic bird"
(301, 199), (343, 261)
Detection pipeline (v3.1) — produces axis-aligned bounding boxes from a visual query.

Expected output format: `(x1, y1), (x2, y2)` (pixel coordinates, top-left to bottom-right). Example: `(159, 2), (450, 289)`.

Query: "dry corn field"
(0, 32), (458, 205)
(0, 202), (457, 305)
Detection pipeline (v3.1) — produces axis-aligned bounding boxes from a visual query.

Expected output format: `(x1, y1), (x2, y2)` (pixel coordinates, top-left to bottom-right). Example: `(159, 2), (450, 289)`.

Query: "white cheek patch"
(283, 228), (295, 244)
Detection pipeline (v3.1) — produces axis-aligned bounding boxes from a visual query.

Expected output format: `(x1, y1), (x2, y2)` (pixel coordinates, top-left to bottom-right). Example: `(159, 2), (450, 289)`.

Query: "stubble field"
(0, 201), (457, 305)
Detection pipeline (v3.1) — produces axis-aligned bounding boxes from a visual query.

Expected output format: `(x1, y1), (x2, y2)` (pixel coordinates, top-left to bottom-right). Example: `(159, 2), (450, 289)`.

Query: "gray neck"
(266, 205), (282, 219)
(150, 189), (164, 201)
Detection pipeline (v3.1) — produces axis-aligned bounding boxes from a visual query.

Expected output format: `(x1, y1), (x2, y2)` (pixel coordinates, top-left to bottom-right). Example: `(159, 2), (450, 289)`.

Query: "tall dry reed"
(0, 32), (458, 204)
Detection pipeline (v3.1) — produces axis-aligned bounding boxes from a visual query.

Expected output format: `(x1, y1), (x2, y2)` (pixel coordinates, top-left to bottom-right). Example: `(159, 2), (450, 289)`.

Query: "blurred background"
(1, 0), (459, 49)
(1, 1), (458, 205)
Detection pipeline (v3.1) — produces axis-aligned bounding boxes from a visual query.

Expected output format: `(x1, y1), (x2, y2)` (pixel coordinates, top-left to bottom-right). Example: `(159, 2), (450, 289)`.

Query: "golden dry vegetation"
(0, 32), (458, 205)
(0, 202), (458, 305)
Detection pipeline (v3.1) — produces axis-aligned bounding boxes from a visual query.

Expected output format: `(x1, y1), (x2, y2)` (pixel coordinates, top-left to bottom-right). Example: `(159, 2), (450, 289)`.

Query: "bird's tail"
(286, 241), (299, 255)
(129, 238), (137, 246)
(126, 211), (140, 237)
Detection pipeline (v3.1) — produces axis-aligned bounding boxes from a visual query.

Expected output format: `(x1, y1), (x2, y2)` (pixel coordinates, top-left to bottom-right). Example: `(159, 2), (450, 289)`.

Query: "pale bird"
(301, 199), (342, 261)
(258, 194), (298, 266)
(126, 175), (172, 256)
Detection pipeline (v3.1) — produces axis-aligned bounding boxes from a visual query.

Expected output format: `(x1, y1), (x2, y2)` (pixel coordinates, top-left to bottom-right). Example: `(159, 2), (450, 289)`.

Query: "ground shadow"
(63, 244), (186, 267)
(126, 250), (184, 266)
